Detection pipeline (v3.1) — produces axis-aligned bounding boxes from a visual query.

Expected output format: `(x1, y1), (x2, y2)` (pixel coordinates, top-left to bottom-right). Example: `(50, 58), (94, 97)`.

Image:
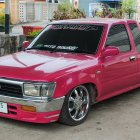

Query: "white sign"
(0, 102), (8, 114)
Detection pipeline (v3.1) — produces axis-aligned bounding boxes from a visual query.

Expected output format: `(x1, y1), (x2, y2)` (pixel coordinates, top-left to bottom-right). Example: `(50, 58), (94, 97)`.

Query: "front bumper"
(0, 95), (65, 123)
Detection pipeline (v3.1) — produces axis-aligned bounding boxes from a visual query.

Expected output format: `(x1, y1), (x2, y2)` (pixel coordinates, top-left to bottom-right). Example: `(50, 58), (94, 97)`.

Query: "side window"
(106, 24), (131, 52)
(129, 23), (140, 53)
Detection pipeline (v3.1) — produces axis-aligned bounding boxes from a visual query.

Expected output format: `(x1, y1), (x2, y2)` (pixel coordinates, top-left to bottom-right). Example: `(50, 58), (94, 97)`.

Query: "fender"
(53, 67), (100, 98)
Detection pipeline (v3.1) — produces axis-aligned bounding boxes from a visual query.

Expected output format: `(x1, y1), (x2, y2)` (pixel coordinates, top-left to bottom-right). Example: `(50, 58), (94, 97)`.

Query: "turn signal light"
(21, 105), (36, 112)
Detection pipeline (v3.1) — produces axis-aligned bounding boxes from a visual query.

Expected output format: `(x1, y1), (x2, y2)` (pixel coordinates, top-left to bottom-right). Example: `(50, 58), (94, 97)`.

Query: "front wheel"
(59, 85), (91, 126)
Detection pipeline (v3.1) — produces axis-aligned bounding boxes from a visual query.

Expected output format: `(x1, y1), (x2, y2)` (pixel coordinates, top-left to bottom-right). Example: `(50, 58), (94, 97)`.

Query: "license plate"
(0, 102), (8, 114)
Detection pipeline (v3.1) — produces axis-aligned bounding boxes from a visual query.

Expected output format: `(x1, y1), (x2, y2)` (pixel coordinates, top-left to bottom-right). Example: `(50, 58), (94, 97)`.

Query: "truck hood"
(0, 50), (97, 81)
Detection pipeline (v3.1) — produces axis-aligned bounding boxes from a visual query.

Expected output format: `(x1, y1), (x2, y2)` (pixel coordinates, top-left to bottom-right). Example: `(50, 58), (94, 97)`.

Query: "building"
(1, 0), (60, 24)
(99, 0), (121, 8)
(77, 0), (122, 17)
(18, 0), (59, 23)
(0, 0), (5, 15)
(17, 0), (48, 23)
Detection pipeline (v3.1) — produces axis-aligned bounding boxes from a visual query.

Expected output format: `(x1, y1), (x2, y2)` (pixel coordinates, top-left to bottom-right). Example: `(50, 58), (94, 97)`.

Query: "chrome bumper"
(0, 95), (65, 112)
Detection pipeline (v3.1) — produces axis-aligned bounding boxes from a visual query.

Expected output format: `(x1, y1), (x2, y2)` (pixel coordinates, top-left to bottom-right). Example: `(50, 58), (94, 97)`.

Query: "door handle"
(129, 56), (136, 61)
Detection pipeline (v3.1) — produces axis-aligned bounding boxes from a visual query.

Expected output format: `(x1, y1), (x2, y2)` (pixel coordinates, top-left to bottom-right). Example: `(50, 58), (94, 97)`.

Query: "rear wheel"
(59, 85), (91, 126)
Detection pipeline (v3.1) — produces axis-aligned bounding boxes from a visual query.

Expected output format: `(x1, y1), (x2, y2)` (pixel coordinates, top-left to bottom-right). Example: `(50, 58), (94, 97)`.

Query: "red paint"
(22, 41), (30, 49)
(0, 102), (60, 123)
(101, 46), (120, 57)
(0, 19), (140, 123)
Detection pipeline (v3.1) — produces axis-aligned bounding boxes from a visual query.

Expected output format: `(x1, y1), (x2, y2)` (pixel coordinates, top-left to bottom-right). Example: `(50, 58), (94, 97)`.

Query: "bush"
(28, 30), (41, 38)
(0, 14), (5, 25)
(53, 2), (86, 20)
(95, 7), (123, 19)
(109, 8), (123, 19)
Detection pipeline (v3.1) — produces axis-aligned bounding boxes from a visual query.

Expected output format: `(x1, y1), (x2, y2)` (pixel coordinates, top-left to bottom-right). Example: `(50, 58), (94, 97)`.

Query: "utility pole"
(5, 0), (10, 34)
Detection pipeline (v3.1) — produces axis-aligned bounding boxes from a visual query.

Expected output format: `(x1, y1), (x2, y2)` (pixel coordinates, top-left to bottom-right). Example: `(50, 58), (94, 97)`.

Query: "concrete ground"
(0, 88), (140, 140)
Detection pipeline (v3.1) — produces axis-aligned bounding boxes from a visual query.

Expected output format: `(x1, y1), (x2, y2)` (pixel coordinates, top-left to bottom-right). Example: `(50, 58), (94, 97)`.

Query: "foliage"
(53, 2), (86, 20)
(109, 8), (123, 19)
(94, 1), (136, 19)
(0, 14), (5, 25)
(28, 30), (41, 38)
(121, 0), (136, 19)
(95, 11), (103, 17)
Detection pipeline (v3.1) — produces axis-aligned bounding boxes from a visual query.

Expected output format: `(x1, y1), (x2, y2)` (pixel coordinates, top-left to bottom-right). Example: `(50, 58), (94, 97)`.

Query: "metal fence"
(19, 2), (58, 23)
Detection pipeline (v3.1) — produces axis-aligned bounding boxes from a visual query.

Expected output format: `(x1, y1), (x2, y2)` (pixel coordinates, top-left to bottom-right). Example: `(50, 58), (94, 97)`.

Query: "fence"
(19, 2), (58, 23)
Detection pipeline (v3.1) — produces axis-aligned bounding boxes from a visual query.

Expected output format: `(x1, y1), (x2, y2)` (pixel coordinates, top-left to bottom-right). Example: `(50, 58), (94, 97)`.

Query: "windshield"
(28, 24), (104, 54)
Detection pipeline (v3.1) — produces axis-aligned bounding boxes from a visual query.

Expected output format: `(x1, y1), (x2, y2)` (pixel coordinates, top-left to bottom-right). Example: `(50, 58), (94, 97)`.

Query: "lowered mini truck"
(0, 18), (140, 126)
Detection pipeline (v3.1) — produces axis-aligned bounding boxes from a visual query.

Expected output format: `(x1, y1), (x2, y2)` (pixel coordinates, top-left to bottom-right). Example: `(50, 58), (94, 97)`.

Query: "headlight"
(24, 83), (56, 97)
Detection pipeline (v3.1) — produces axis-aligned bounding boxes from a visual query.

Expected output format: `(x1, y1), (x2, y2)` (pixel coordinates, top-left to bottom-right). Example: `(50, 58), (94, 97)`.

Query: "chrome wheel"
(68, 85), (90, 121)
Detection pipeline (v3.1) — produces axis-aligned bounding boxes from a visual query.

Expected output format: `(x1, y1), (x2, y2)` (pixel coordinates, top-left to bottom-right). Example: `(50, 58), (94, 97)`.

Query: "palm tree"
(121, 0), (136, 19)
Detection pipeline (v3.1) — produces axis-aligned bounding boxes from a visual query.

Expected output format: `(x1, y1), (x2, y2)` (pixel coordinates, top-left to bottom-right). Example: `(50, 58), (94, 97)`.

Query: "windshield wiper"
(49, 45), (59, 53)
(51, 49), (94, 54)
(26, 47), (51, 51)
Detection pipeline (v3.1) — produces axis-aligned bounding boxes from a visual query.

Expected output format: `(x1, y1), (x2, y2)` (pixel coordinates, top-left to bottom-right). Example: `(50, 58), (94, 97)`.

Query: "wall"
(1, 0), (61, 24)
(0, 0), (49, 24)
(79, 0), (99, 17)
(19, 1), (58, 22)
(10, 0), (20, 24)
(0, 34), (25, 56)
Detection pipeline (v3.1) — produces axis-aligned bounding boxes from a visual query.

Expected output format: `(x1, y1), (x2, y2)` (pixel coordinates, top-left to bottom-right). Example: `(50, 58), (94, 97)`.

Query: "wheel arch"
(83, 83), (98, 105)
(53, 70), (100, 100)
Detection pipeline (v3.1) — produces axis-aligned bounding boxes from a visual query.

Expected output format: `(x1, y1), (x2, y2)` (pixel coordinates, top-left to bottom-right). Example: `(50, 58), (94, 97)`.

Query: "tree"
(121, 0), (136, 19)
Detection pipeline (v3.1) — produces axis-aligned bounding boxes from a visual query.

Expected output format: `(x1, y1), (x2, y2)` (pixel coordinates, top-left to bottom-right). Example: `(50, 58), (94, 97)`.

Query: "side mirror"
(101, 46), (120, 58)
(22, 41), (30, 49)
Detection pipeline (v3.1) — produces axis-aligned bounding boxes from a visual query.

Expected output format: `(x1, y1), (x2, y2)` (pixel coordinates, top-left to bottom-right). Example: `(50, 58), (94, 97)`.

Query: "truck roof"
(51, 18), (136, 25)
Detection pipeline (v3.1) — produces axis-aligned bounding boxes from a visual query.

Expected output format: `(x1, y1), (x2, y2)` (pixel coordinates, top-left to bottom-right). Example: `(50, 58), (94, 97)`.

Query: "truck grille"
(0, 82), (23, 98)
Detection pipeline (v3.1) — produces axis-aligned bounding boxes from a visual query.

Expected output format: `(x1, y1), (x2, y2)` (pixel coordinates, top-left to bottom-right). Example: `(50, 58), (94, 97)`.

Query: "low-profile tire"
(59, 85), (91, 126)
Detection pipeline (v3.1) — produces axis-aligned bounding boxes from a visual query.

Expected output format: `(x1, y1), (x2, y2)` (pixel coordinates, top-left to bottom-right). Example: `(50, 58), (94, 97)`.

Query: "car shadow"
(92, 88), (139, 110)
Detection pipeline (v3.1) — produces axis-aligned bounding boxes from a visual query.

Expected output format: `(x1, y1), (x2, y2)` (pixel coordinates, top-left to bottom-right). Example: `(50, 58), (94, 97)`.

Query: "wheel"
(59, 85), (91, 126)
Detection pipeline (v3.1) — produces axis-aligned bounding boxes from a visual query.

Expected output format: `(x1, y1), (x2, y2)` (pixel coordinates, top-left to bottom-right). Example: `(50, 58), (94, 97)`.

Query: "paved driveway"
(0, 88), (140, 140)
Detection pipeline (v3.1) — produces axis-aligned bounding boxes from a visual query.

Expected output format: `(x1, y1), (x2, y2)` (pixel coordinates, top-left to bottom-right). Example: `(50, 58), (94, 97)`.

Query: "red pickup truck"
(0, 18), (140, 126)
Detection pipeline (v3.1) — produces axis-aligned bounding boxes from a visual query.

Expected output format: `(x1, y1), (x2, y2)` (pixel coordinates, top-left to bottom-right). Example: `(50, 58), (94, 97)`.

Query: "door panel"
(98, 23), (138, 97)
(100, 52), (137, 96)
(128, 22), (140, 84)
